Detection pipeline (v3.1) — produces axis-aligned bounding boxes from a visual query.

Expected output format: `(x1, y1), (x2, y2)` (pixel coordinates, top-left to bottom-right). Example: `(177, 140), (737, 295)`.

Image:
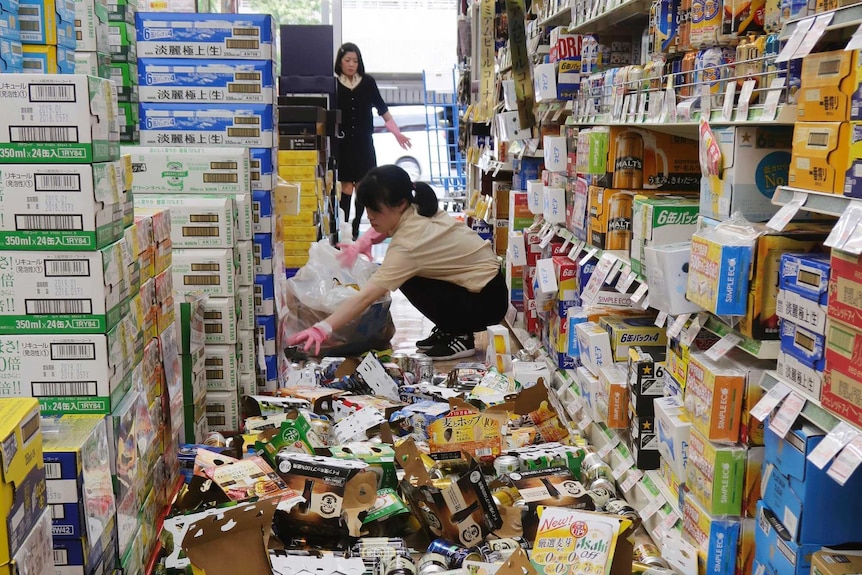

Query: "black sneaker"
(416, 327), (447, 351)
(424, 333), (476, 361)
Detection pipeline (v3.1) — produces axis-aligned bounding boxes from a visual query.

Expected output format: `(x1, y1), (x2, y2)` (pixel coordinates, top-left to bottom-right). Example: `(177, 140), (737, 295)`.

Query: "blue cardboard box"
(52, 517), (117, 574)
(256, 312), (276, 349)
(0, 4), (16, 42)
(249, 147), (275, 191)
(753, 501), (819, 575)
(254, 272), (274, 316)
(779, 252), (829, 305)
(18, 0), (75, 48)
(139, 103), (275, 148)
(138, 58), (276, 104)
(135, 13), (276, 60)
(252, 190), (273, 234)
(263, 353), (277, 381)
(763, 420), (862, 544)
(253, 232), (273, 276)
(779, 319), (825, 371)
(0, 37), (22, 71)
(21, 44), (75, 73)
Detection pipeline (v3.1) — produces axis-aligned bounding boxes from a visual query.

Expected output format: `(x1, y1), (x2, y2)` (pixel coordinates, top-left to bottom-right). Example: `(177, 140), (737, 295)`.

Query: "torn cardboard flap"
(183, 499), (278, 575)
(496, 547), (538, 575)
(277, 386), (344, 412)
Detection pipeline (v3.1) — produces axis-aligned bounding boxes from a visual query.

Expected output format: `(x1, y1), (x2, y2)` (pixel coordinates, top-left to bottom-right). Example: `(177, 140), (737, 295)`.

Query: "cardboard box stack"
(107, 0), (137, 142)
(0, 399), (52, 575)
(0, 0), (21, 73)
(19, 0), (75, 74)
(72, 0), (110, 81)
(126, 147), (254, 436)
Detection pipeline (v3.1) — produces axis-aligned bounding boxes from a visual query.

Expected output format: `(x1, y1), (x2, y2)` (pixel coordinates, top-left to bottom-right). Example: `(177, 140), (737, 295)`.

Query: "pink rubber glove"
(286, 321), (332, 356)
(385, 118), (412, 150)
(337, 228), (387, 268)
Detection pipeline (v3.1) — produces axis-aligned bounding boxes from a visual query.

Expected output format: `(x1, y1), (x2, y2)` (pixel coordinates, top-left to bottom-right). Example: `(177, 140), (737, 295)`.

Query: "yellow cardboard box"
(278, 165), (318, 181)
(277, 150), (319, 166)
(789, 121), (857, 194)
(0, 398), (46, 565)
(798, 49), (861, 122)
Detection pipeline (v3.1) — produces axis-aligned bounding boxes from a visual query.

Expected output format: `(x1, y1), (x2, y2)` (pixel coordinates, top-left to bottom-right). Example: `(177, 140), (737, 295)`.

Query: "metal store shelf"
(773, 186), (857, 218)
(780, 4), (862, 39)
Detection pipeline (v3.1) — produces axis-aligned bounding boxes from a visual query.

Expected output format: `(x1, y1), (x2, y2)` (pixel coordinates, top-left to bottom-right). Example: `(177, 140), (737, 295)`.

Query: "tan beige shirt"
(370, 206), (500, 292)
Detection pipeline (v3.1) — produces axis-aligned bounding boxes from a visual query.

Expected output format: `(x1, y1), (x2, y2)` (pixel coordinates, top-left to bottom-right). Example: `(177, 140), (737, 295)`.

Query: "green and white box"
(123, 146), (250, 194)
(74, 52), (111, 79)
(0, 74), (116, 163)
(0, 239), (129, 334)
(233, 193), (253, 240)
(172, 248), (238, 297)
(75, 0), (110, 53)
(204, 344), (238, 391)
(0, 326), (132, 414)
(237, 328), (254, 375)
(205, 390), (239, 432)
(201, 296), (237, 345)
(631, 195), (700, 277)
(235, 239), (253, 286)
(133, 195), (237, 249)
(0, 162), (124, 250)
(236, 285), (254, 330)
(239, 371), (254, 396)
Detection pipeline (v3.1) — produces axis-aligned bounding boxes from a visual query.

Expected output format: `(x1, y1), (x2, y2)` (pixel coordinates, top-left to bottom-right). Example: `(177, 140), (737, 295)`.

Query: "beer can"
(588, 477), (617, 499)
(492, 486), (523, 507)
(417, 554), (449, 575)
(309, 419), (331, 446)
(632, 528), (670, 568)
(408, 353), (429, 376)
(386, 556), (416, 575)
(632, 563), (676, 574)
(416, 358), (434, 383)
(487, 537), (530, 552)
(392, 352), (410, 373)
(203, 431), (226, 448)
(605, 190), (635, 251)
(604, 498), (641, 527)
(427, 539), (482, 568)
(493, 455), (520, 477)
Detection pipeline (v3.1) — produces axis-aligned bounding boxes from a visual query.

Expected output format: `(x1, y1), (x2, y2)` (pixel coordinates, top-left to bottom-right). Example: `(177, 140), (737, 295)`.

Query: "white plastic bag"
(283, 241), (395, 356)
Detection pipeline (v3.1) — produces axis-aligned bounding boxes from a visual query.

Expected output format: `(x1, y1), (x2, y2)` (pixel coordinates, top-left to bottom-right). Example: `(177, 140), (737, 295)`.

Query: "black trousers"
(399, 272), (508, 335)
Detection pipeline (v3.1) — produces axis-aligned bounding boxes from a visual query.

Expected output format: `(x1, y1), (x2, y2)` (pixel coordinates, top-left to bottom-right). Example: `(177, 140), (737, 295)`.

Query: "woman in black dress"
(335, 42), (411, 239)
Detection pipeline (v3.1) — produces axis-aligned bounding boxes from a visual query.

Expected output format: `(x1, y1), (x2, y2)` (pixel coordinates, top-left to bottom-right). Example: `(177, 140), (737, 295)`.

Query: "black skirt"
(337, 134), (377, 183)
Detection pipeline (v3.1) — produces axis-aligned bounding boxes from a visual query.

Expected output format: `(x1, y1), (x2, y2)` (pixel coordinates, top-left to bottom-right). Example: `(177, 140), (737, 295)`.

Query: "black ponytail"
(356, 165), (439, 218)
(411, 182), (439, 217)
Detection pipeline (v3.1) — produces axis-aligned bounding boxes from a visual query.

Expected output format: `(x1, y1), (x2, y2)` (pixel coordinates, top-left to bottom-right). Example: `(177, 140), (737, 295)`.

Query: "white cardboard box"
(238, 328), (255, 375)
(172, 248), (238, 297)
(236, 239), (254, 286)
(133, 195), (237, 248)
(233, 193), (253, 240)
(123, 146), (251, 195)
(204, 344), (238, 392)
(205, 390), (240, 431)
(575, 321), (613, 377)
(236, 285), (254, 330)
(654, 395), (691, 479)
(201, 297), (237, 345)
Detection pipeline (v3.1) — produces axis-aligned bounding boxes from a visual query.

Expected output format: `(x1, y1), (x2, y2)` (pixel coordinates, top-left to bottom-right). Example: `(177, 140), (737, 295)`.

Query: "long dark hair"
(356, 165), (439, 217)
(334, 43), (366, 76)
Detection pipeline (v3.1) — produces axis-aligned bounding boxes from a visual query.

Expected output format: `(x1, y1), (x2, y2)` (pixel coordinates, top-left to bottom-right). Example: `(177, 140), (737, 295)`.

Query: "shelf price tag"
(648, 91), (663, 122)
(735, 80), (756, 122)
(616, 271), (637, 293)
(619, 469), (643, 493)
(794, 13), (834, 60)
(579, 246), (599, 266)
(776, 16), (814, 64)
(827, 435), (862, 486)
(655, 311), (668, 328)
(660, 511), (680, 533)
(680, 313), (706, 347)
(809, 422), (860, 469)
(678, 99), (696, 122)
(825, 205), (862, 254)
(640, 497), (664, 520)
(606, 258), (625, 285)
(721, 82), (737, 122)
(662, 87), (677, 123)
(631, 283), (649, 305)
(761, 78), (785, 121)
(846, 22), (862, 51)
(769, 392), (806, 438)
(667, 314), (691, 339)
(751, 381), (792, 421)
(705, 333), (743, 361)
(767, 191), (807, 231)
(700, 84), (711, 120)
(637, 92), (648, 123)
(581, 253), (615, 305)
(567, 241), (585, 262)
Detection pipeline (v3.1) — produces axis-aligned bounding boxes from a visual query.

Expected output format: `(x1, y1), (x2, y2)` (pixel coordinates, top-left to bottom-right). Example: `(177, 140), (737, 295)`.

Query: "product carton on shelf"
(135, 13), (276, 60)
(822, 317), (862, 424)
(125, 146), (252, 195)
(0, 74), (116, 163)
(138, 59), (276, 104)
(779, 252), (830, 306)
(0, 398), (46, 566)
(597, 364), (628, 429)
(18, 0), (76, 48)
(654, 395), (691, 479)
(753, 501), (819, 575)
(0, 161), (126, 250)
(780, 319), (825, 371)
(0, 38), (23, 73)
(237, 238), (255, 286)
(76, 52), (112, 79)
(203, 344), (239, 392)
(643, 243), (703, 315)
(253, 190), (274, 234)
(789, 121), (861, 196)
(205, 390), (239, 432)
(600, 316), (667, 363)
(683, 352), (747, 444)
(686, 427), (746, 516)
(627, 346), (666, 415)
(797, 49), (862, 123)
(600, 126), (701, 191)
(133, 195), (237, 249)
(21, 45), (76, 74)
(74, 0), (109, 53)
(42, 415), (116, 557)
(700, 126), (792, 222)
(138, 104), (275, 148)
(682, 492), (741, 575)
(2, 508), (53, 575)
(201, 297), (238, 345)
(811, 551), (862, 575)
(763, 419), (862, 544)
(172, 248), (239, 298)
(630, 194), (699, 276)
